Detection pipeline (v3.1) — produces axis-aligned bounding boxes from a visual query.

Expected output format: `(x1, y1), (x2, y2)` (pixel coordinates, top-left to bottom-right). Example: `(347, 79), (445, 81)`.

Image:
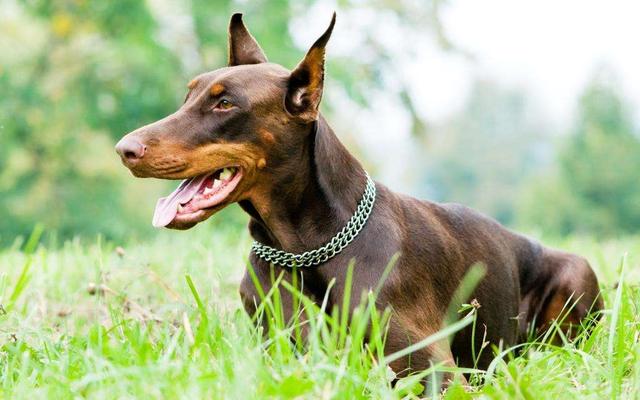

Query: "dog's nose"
(115, 136), (146, 162)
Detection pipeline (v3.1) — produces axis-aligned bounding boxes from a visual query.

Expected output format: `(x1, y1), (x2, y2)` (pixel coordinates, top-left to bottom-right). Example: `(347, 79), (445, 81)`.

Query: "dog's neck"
(240, 115), (367, 253)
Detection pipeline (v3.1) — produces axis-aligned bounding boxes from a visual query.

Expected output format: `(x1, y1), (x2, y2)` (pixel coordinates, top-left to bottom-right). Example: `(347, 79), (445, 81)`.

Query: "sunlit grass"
(1, 222), (638, 398)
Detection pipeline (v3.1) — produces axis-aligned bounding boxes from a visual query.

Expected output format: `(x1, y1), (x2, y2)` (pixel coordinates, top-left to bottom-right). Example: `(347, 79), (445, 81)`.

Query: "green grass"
(1, 220), (639, 399)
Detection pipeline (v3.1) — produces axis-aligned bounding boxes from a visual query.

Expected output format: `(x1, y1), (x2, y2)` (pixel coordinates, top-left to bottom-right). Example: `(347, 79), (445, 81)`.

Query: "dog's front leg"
(239, 265), (316, 343)
(385, 319), (466, 393)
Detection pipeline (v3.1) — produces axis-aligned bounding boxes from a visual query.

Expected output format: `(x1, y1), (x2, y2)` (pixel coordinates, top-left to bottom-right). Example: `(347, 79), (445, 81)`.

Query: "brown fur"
(115, 13), (603, 390)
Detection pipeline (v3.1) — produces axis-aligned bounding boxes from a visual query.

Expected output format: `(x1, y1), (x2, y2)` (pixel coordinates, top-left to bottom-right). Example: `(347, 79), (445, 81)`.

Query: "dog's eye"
(215, 99), (234, 110)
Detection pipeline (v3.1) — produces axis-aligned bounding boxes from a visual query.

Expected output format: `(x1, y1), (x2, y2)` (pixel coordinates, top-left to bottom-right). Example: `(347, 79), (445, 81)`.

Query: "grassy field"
(1, 218), (639, 399)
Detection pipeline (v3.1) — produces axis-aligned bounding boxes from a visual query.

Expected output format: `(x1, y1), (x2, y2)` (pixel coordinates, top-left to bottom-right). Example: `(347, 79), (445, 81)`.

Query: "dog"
(115, 13), (602, 388)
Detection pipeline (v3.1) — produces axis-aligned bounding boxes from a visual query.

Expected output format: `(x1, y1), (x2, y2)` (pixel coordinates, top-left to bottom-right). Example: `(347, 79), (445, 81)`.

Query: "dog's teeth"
(177, 204), (183, 213)
(203, 186), (214, 195)
(219, 168), (232, 181)
(213, 179), (222, 188)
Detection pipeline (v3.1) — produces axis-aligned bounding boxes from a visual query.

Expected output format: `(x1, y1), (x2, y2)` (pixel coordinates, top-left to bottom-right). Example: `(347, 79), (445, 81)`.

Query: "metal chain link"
(251, 173), (376, 268)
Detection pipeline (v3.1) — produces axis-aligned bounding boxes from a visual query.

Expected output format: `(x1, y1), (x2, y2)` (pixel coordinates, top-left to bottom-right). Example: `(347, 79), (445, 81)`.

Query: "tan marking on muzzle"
(169, 142), (265, 178)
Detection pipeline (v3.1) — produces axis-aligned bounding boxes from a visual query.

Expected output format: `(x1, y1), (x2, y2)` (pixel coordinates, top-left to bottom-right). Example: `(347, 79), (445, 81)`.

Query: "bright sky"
(410, 0), (640, 127)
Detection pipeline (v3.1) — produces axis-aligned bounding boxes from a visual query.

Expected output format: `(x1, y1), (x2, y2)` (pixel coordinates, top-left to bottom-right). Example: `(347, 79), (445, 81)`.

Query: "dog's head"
(115, 13), (335, 229)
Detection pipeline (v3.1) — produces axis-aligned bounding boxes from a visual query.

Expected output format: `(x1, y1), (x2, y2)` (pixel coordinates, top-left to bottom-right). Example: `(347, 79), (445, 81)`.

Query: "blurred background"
(1, 0), (639, 246)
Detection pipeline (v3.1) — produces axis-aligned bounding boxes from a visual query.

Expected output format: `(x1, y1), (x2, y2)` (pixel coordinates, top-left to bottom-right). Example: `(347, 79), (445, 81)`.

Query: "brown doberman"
(115, 13), (602, 389)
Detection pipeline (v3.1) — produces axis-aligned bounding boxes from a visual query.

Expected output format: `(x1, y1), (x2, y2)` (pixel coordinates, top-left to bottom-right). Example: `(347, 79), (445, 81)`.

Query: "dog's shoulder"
(436, 202), (499, 229)
(391, 193), (497, 231)
(411, 199), (517, 243)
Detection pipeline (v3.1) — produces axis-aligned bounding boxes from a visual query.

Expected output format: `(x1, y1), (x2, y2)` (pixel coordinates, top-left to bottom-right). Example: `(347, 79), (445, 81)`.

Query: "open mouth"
(152, 167), (242, 228)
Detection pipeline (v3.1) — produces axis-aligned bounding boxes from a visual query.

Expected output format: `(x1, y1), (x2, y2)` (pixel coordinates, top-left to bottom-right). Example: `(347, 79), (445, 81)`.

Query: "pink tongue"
(152, 174), (209, 228)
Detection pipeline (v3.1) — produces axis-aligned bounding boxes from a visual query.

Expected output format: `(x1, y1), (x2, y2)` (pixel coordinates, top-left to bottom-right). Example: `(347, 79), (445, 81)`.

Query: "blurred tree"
(422, 79), (549, 224)
(0, 0), (184, 242)
(517, 71), (640, 236)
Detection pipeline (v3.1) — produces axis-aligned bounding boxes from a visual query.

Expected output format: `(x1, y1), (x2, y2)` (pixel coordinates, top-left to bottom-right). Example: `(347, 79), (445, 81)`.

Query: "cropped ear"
(285, 12), (336, 121)
(228, 13), (268, 66)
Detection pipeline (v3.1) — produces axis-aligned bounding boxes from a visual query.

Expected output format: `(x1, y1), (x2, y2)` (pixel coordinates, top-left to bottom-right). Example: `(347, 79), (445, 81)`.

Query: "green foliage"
(518, 73), (640, 236)
(0, 0), (185, 243)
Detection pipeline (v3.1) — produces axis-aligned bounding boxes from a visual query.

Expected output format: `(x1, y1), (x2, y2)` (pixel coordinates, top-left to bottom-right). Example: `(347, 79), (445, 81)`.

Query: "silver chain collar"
(251, 173), (377, 268)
